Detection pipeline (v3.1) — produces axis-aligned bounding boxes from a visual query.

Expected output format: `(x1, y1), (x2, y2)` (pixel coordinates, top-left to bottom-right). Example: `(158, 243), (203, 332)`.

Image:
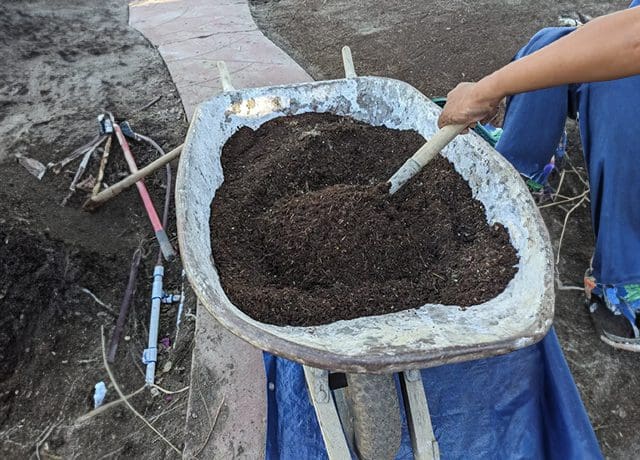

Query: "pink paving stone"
(160, 33), (261, 64)
(128, 1), (313, 458)
(134, 11), (256, 46)
(130, 0), (311, 117)
(182, 306), (268, 458)
(163, 34), (296, 66)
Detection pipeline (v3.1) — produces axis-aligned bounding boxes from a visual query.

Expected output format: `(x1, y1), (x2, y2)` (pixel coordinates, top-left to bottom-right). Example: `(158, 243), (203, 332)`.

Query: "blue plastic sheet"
(263, 329), (602, 459)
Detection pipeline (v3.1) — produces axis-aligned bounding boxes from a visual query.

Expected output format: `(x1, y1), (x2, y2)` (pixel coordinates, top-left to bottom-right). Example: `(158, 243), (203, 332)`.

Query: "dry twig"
(34, 422), (59, 460)
(151, 384), (190, 395)
(74, 386), (146, 424)
(149, 400), (188, 425)
(554, 170), (566, 199)
(99, 326), (181, 455)
(81, 288), (115, 315)
(556, 196), (588, 265)
(134, 95), (162, 113)
(555, 276), (584, 292)
(191, 397), (225, 459)
(538, 189), (589, 209)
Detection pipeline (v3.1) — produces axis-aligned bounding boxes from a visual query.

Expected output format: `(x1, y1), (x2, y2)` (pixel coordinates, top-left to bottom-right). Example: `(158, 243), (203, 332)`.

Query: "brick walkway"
(129, 1), (312, 456)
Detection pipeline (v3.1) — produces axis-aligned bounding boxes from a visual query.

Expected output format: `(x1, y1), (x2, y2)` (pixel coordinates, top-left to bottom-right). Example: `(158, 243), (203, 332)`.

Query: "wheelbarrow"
(175, 50), (554, 459)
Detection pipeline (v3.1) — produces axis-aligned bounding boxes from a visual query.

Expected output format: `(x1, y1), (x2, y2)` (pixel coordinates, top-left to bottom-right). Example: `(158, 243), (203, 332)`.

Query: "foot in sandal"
(585, 269), (640, 352)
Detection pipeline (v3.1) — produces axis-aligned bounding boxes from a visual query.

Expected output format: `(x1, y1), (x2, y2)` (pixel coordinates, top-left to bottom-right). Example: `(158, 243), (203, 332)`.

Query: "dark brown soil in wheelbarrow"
(211, 113), (518, 326)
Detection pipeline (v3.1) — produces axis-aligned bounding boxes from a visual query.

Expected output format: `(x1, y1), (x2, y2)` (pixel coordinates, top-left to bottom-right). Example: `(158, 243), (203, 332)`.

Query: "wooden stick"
(83, 143), (183, 211)
(69, 146), (95, 191)
(92, 135), (112, 197)
(107, 248), (142, 363)
(49, 134), (105, 174)
(387, 124), (465, 194)
(217, 61), (235, 92)
(341, 46), (356, 78)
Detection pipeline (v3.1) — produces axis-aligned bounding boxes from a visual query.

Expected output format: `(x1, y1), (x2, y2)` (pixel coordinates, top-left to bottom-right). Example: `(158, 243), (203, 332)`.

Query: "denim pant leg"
(495, 27), (576, 176)
(578, 77), (640, 286)
(497, 26), (640, 286)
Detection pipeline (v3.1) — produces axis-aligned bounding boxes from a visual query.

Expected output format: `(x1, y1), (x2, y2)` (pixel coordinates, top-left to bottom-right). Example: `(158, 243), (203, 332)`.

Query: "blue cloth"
(497, 15), (640, 287)
(264, 330), (601, 459)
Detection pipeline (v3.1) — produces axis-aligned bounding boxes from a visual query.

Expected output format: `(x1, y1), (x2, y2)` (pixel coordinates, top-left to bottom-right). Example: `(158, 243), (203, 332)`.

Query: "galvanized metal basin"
(175, 76), (554, 373)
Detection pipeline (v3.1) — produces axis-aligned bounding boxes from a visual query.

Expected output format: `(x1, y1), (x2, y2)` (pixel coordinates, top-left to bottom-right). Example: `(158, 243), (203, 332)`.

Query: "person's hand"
(437, 81), (502, 130)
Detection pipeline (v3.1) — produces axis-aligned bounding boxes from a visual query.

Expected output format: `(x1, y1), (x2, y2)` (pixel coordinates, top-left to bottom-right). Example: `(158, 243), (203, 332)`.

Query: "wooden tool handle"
(387, 124), (466, 194)
(411, 124), (465, 167)
(217, 61), (235, 92)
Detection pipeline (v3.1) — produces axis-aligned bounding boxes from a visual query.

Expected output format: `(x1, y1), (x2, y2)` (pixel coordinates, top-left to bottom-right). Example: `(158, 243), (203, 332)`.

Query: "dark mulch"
(211, 113), (518, 326)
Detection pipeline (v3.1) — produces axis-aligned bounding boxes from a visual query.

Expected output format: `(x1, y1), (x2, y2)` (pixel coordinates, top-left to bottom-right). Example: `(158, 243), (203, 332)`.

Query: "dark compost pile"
(210, 113), (518, 326)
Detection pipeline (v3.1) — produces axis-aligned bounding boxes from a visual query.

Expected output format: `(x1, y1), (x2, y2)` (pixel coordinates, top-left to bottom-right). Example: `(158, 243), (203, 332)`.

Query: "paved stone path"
(129, 1), (312, 457)
(130, 0), (311, 118)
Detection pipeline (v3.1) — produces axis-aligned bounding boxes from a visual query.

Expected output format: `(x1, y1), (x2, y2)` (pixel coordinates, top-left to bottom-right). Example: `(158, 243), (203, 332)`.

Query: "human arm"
(438, 7), (640, 128)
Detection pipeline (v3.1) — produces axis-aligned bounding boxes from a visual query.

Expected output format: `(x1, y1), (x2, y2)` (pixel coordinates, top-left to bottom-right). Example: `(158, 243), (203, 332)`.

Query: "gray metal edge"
(175, 76), (555, 373)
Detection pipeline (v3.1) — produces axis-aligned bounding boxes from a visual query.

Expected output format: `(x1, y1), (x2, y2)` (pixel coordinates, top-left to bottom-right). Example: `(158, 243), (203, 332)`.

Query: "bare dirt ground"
(249, 0), (639, 458)
(1, 1), (193, 458)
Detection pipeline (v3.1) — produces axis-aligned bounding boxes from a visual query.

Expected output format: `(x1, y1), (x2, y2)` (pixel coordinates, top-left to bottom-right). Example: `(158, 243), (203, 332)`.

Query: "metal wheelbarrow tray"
(176, 76), (554, 374)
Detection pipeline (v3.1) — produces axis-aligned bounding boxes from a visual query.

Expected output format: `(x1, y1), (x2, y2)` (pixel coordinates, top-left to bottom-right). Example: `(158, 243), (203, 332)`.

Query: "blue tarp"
(263, 329), (602, 459)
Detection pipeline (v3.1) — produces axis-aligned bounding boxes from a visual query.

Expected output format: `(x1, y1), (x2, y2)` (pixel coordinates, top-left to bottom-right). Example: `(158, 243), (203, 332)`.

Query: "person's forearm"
(479, 7), (640, 100)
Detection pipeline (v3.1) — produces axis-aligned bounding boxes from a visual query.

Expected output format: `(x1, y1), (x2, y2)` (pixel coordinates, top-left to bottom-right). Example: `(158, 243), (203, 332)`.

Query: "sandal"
(587, 296), (640, 351)
(585, 271), (640, 352)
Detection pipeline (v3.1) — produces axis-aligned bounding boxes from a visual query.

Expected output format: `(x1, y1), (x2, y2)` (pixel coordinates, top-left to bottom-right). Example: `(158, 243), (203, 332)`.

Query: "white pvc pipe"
(143, 265), (164, 385)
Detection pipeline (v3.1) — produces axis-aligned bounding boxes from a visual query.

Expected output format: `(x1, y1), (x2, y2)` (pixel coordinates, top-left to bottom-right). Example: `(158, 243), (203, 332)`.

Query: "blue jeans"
(496, 23), (640, 287)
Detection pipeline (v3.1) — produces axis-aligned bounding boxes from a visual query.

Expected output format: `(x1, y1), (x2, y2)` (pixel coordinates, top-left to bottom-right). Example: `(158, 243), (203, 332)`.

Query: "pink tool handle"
(113, 123), (175, 261)
(113, 124), (164, 232)
(134, 181), (163, 232)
